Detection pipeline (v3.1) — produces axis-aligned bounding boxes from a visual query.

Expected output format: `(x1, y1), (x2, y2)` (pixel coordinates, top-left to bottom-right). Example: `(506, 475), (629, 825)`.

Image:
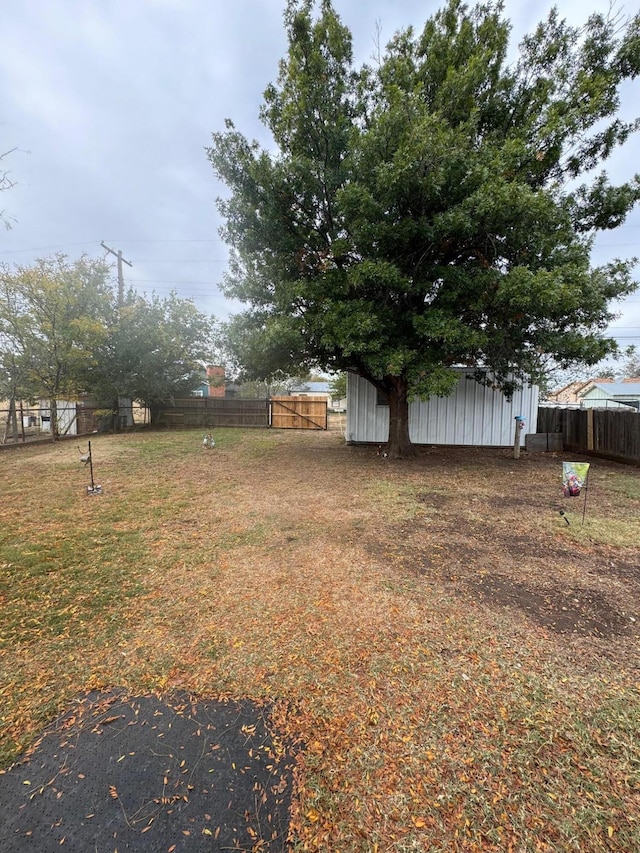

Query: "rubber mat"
(0, 689), (296, 852)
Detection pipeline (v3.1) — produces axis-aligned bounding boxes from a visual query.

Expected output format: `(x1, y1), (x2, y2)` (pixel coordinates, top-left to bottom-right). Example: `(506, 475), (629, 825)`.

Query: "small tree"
(0, 255), (112, 439)
(619, 351), (640, 380)
(85, 290), (216, 425)
(328, 372), (347, 402)
(209, 0), (640, 457)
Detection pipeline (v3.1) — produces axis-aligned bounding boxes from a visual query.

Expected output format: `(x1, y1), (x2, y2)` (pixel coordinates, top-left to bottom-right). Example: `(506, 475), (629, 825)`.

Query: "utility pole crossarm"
(101, 241), (132, 309)
(100, 241), (132, 266)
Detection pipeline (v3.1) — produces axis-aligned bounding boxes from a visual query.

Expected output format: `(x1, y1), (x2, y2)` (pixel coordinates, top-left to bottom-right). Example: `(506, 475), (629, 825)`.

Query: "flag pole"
(581, 473), (589, 526)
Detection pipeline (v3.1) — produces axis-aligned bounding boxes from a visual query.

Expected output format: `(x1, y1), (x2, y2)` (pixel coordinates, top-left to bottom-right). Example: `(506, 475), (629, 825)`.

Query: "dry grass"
(1, 426), (640, 851)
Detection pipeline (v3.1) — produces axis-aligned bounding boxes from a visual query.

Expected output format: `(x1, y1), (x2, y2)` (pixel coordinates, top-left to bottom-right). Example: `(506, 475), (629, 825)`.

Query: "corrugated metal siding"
(581, 387), (610, 401)
(346, 371), (539, 446)
(581, 398), (634, 409)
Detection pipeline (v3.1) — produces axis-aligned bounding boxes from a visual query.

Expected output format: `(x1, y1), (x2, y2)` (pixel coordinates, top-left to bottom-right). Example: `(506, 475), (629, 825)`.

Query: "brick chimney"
(206, 365), (225, 398)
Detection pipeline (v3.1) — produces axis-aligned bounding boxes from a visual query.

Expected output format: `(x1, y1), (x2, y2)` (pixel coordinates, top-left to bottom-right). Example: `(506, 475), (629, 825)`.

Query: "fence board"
(153, 398), (269, 429)
(270, 396), (327, 430)
(537, 407), (640, 464)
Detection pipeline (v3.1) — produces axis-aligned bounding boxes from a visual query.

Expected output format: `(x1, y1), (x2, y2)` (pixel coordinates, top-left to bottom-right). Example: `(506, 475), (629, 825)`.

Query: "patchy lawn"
(1, 426), (639, 851)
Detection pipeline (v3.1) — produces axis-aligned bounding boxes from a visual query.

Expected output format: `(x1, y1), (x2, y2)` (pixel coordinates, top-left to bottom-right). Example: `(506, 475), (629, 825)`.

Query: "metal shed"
(346, 370), (539, 447)
(579, 382), (640, 410)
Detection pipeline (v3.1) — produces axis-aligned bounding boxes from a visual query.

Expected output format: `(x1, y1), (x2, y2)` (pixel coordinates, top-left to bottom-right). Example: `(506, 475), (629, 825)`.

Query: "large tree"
(208, 0), (640, 457)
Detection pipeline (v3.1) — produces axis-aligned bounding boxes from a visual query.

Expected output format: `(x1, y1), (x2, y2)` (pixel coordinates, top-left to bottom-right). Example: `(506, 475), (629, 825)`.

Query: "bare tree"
(0, 147), (18, 230)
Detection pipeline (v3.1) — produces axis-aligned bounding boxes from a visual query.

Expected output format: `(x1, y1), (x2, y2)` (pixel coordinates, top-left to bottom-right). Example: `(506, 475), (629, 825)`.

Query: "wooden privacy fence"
(537, 407), (640, 464)
(270, 395), (328, 430)
(154, 398), (269, 429)
(153, 396), (328, 431)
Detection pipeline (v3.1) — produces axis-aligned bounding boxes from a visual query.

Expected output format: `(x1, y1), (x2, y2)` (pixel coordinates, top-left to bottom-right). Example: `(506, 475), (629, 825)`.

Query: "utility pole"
(101, 241), (132, 308)
(101, 242), (133, 431)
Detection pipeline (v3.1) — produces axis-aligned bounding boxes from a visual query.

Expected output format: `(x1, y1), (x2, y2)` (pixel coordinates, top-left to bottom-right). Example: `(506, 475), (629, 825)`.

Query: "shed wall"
(346, 372), (539, 446)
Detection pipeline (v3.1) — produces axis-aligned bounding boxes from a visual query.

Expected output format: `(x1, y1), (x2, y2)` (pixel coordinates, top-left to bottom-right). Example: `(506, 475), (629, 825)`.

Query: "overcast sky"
(1, 0), (639, 356)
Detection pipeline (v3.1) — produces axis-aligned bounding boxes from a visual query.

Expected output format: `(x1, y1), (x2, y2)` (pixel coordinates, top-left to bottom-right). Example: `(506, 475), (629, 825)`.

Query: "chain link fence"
(1, 401), (149, 445)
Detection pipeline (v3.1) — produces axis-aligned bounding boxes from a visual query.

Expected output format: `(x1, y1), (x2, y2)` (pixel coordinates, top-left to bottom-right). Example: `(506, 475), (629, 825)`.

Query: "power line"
(0, 239), (227, 255)
(129, 278), (221, 285)
(103, 239), (225, 244)
(0, 241), (100, 255)
(0, 230), (637, 257)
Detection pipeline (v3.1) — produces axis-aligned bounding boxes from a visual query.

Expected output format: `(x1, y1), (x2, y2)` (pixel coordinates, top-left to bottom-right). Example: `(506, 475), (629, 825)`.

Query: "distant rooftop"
(589, 382), (640, 395)
(292, 381), (331, 394)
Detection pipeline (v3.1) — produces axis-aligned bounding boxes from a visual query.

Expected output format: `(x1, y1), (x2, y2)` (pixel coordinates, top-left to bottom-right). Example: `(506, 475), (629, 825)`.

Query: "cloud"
(0, 0), (638, 339)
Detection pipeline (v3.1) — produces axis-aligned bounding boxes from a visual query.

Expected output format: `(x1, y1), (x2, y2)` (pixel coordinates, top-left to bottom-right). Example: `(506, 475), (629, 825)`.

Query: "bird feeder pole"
(86, 441), (102, 495)
(513, 416), (525, 460)
(88, 441), (95, 489)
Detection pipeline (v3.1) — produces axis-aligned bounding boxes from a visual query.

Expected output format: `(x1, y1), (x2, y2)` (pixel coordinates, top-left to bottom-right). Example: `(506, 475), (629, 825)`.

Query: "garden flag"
(562, 462), (590, 497)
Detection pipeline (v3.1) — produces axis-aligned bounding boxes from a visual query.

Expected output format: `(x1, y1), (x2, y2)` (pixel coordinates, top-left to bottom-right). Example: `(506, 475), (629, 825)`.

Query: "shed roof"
(292, 381), (331, 394)
(589, 382), (640, 396)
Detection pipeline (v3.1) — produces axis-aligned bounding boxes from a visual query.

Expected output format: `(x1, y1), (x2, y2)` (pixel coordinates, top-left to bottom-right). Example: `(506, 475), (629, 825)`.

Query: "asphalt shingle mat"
(0, 689), (295, 852)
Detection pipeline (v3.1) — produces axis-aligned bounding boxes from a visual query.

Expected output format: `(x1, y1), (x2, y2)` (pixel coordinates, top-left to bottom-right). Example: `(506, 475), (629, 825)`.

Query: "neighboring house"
(39, 400), (81, 435)
(545, 378), (613, 404)
(290, 380), (346, 411)
(2, 396), (101, 438)
(346, 370), (539, 447)
(579, 382), (640, 410)
(193, 365), (226, 398)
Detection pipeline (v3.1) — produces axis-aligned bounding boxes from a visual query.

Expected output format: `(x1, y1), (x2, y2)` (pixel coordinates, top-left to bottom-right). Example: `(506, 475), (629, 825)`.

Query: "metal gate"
(270, 396), (327, 430)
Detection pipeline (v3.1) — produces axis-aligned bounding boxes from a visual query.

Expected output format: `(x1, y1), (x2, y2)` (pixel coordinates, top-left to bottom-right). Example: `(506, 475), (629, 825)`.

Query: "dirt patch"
(600, 557), (640, 584)
(414, 491), (453, 508)
(485, 493), (561, 510)
(467, 574), (635, 638)
(364, 447), (640, 647)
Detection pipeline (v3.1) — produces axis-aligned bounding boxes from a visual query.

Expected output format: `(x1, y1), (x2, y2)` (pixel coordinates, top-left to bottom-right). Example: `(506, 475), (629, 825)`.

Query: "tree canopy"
(208, 0), (640, 457)
(620, 351), (640, 380)
(0, 255), (216, 437)
(84, 289), (216, 419)
(0, 255), (112, 436)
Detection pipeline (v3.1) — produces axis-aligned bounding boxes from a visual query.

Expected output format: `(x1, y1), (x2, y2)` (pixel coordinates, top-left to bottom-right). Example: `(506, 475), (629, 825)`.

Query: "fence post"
(587, 408), (594, 451)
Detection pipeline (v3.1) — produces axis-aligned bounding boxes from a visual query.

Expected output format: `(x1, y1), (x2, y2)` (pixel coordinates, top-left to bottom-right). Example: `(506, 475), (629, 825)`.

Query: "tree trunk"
(2, 396), (19, 444)
(9, 397), (18, 442)
(49, 397), (59, 441)
(386, 376), (416, 459)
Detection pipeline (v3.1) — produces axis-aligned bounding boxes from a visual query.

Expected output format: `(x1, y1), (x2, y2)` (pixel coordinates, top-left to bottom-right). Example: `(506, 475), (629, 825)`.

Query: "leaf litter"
(1, 425), (639, 851)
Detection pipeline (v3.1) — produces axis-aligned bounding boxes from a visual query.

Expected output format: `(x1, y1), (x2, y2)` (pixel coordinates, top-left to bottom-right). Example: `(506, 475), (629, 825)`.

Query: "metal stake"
(581, 476), (589, 526)
(86, 441), (102, 495)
